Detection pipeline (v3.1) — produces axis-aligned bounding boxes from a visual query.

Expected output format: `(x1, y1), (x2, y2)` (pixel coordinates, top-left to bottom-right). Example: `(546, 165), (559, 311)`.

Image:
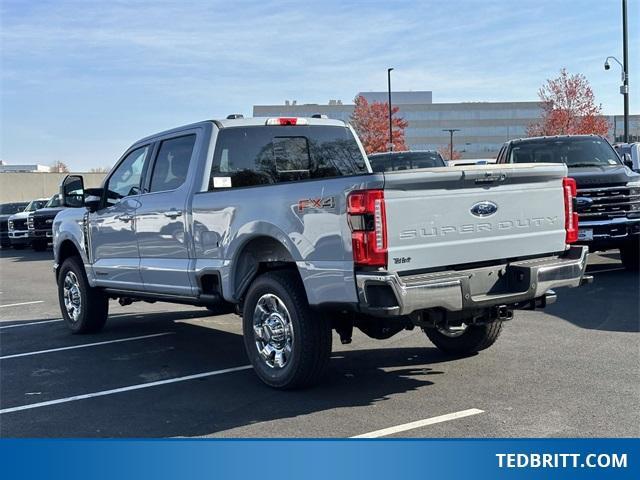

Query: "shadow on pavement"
(0, 247), (53, 262)
(546, 268), (640, 332)
(1, 312), (452, 438)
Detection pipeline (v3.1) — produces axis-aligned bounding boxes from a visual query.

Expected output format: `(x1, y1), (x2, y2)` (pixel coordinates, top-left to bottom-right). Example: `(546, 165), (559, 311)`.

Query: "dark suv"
(497, 135), (640, 270)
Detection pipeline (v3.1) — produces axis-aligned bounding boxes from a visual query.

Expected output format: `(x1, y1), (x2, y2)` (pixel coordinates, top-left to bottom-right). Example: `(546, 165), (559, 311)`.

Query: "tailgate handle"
(473, 171), (507, 184)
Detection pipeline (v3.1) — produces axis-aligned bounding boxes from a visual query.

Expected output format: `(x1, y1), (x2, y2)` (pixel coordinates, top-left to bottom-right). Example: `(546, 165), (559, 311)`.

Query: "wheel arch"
(228, 234), (301, 303)
(55, 236), (88, 282)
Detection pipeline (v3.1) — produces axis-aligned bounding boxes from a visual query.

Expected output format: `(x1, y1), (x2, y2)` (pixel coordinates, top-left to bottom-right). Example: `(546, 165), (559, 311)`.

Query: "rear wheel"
(242, 270), (332, 389)
(58, 256), (109, 333)
(620, 240), (640, 271)
(424, 321), (503, 355)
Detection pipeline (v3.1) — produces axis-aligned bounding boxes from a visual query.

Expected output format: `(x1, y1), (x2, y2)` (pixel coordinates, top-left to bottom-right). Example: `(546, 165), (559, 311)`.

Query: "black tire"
(32, 240), (47, 251)
(242, 270), (332, 389)
(620, 241), (640, 272)
(424, 321), (503, 355)
(12, 244), (25, 250)
(58, 256), (109, 334)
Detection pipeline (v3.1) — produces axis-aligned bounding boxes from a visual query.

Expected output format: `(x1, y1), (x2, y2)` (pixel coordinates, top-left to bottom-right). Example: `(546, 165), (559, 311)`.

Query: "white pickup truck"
(54, 116), (591, 388)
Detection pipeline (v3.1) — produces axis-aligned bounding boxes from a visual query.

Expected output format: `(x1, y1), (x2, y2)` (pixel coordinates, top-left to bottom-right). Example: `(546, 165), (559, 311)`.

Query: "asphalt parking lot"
(0, 247), (638, 438)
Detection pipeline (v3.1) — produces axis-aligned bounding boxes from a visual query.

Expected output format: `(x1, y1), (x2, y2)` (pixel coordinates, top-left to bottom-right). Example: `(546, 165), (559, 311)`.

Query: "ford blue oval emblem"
(470, 201), (498, 217)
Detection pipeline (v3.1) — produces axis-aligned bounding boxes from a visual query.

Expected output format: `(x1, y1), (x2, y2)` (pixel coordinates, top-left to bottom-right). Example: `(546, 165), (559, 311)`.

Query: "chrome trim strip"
(579, 218), (640, 227)
(577, 186), (631, 193)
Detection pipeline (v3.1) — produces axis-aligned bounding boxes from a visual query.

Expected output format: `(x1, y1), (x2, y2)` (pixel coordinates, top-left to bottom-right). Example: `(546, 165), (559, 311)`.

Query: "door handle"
(164, 210), (183, 219)
(116, 214), (133, 222)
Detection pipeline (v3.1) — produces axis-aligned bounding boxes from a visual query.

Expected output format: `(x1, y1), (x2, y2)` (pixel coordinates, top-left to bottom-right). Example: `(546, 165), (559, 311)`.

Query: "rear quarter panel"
(191, 174), (383, 305)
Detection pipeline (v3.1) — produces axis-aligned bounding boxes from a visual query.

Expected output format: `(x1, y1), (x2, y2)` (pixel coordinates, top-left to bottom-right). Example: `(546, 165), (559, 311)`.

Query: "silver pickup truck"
(54, 116), (590, 389)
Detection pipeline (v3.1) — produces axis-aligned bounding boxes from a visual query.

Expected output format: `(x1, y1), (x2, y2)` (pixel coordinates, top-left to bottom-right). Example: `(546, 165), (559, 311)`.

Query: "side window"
(149, 135), (196, 192)
(105, 146), (149, 204)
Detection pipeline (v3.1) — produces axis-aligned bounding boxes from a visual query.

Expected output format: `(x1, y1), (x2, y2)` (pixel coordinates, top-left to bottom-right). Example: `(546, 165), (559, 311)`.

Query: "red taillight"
(563, 177), (579, 244)
(347, 189), (387, 268)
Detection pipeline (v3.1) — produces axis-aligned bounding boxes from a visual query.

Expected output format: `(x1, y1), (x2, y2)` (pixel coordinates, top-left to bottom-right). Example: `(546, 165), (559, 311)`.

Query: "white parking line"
(0, 365), (253, 414)
(0, 332), (176, 360)
(351, 408), (485, 438)
(0, 319), (63, 329)
(0, 301), (44, 309)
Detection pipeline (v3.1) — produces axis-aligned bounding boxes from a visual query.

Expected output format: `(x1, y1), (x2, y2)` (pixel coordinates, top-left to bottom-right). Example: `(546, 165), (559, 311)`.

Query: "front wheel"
(58, 256), (109, 333)
(242, 270), (332, 389)
(424, 321), (503, 355)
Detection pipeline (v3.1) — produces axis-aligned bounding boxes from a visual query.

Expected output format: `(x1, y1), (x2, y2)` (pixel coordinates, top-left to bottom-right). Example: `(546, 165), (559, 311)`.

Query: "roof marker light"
(265, 117), (308, 126)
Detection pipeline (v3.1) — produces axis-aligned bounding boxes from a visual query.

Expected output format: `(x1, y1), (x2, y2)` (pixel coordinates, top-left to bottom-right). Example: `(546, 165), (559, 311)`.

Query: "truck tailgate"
(383, 163), (568, 273)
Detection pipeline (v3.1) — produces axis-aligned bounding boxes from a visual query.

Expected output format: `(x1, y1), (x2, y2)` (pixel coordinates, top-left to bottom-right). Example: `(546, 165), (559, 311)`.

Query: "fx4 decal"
(298, 197), (336, 212)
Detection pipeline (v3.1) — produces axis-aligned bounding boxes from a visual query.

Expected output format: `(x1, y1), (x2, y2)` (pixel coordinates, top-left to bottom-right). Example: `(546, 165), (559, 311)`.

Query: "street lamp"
(604, 0), (629, 143)
(387, 68), (394, 151)
(442, 129), (460, 160)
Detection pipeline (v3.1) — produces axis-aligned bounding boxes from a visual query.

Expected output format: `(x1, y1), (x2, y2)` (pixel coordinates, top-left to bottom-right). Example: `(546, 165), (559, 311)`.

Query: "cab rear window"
(209, 126), (367, 189)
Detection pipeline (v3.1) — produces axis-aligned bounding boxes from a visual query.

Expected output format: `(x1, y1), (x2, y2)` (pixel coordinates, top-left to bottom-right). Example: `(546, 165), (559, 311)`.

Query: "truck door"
(135, 133), (198, 296)
(90, 145), (149, 289)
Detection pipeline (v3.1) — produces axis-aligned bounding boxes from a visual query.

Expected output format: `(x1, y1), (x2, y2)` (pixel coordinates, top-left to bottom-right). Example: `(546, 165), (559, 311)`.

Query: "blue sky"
(1, 0), (638, 170)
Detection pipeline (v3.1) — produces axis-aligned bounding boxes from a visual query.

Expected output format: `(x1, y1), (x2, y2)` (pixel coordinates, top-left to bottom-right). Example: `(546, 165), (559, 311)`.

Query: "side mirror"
(84, 189), (103, 213)
(60, 175), (85, 208)
(622, 153), (633, 169)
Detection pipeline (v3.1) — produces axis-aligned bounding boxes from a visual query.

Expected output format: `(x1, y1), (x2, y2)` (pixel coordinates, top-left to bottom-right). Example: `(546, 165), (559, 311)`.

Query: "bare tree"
(50, 161), (70, 173)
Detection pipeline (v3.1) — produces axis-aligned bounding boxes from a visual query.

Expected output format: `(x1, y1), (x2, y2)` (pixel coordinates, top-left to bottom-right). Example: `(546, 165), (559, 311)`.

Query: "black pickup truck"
(497, 135), (640, 270)
(0, 202), (29, 247)
(29, 194), (66, 251)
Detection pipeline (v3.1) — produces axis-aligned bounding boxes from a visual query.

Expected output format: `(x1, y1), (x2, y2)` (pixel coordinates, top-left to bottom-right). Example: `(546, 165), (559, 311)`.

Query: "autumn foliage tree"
(437, 145), (462, 161)
(350, 95), (408, 154)
(527, 68), (609, 137)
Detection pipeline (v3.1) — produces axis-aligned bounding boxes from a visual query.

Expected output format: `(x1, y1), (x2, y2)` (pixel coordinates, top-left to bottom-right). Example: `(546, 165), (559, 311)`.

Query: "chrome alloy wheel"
(252, 293), (294, 369)
(436, 323), (468, 338)
(63, 271), (82, 323)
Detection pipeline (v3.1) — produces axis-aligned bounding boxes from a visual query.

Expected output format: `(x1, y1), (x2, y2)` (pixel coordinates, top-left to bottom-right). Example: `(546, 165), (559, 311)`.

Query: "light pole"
(442, 129), (460, 160)
(387, 68), (394, 151)
(604, 0), (629, 143)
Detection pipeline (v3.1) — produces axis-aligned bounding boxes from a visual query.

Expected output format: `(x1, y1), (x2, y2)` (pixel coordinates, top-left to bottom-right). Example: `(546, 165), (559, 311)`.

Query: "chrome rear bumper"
(356, 245), (589, 316)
